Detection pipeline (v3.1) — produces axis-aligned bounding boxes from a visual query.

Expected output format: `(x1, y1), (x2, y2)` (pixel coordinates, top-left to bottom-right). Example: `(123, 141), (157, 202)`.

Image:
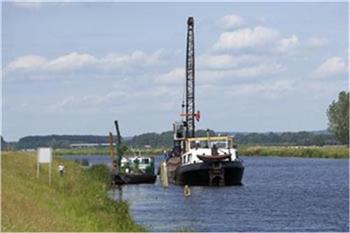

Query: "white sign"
(37, 147), (52, 164)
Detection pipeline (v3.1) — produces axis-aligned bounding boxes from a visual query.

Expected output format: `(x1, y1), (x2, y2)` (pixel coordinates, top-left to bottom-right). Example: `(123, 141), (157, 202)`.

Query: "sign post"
(37, 147), (53, 186)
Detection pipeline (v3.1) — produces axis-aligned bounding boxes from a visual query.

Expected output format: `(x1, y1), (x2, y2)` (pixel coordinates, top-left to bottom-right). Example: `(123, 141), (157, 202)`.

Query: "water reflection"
(110, 185), (123, 202)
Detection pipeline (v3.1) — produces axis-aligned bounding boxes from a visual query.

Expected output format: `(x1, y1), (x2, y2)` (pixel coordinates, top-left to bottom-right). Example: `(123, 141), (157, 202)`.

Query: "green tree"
(327, 91), (349, 145)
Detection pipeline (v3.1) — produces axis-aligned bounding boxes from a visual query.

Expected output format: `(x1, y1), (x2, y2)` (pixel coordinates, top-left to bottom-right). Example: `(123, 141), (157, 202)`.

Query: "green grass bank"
(238, 145), (349, 159)
(2, 152), (144, 232)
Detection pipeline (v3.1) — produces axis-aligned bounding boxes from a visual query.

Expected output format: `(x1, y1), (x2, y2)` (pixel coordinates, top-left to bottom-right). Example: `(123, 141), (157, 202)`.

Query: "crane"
(183, 17), (200, 138)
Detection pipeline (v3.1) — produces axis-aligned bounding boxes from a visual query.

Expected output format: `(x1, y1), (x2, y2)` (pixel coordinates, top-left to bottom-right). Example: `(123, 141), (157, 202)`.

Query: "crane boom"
(185, 17), (195, 138)
(114, 120), (122, 175)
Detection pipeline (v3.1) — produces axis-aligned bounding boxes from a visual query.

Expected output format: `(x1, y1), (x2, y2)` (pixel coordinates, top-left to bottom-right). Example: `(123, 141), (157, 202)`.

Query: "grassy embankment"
(238, 145), (349, 159)
(2, 151), (144, 232)
(55, 145), (349, 159)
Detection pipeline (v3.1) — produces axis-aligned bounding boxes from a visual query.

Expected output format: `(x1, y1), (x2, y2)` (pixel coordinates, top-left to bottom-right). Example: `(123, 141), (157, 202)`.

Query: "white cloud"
(50, 92), (127, 112)
(197, 54), (237, 69)
(45, 52), (97, 71)
(197, 54), (266, 70)
(158, 62), (285, 87)
(9, 1), (43, 8)
(196, 79), (294, 104)
(219, 14), (245, 30)
(231, 63), (285, 78)
(200, 62), (285, 82)
(231, 80), (294, 98)
(100, 50), (165, 69)
(277, 35), (299, 53)
(4, 50), (166, 77)
(214, 25), (328, 53)
(5, 55), (47, 71)
(154, 68), (184, 85)
(311, 56), (347, 79)
(50, 85), (180, 113)
(9, 0), (72, 8)
(304, 37), (328, 49)
(213, 26), (280, 50)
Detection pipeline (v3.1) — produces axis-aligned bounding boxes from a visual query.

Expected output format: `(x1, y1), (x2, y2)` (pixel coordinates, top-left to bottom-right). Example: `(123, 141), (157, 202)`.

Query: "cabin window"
(190, 141), (196, 149)
(176, 132), (183, 138)
(228, 140), (232, 148)
(201, 141), (209, 148)
(142, 158), (149, 164)
(215, 141), (227, 148)
(188, 154), (192, 162)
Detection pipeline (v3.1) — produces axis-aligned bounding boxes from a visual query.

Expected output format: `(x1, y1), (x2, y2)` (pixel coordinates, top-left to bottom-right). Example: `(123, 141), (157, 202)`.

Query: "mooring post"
(160, 161), (169, 188)
(184, 185), (191, 197)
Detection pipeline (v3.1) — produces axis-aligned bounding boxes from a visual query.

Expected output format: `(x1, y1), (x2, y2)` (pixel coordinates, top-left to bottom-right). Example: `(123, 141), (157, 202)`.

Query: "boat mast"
(185, 17), (195, 138)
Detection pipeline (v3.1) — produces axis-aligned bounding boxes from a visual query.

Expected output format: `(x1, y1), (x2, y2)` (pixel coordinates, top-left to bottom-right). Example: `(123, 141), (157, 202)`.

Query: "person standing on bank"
(58, 163), (65, 176)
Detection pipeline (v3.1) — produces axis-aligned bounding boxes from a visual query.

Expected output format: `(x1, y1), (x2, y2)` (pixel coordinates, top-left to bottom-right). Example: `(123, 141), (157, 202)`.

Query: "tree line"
(0, 130), (339, 150)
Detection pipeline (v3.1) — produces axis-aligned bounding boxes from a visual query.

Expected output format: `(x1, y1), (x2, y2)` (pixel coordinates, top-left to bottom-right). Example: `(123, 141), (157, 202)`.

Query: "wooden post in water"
(184, 185), (191, 197)
(160, 161), (169, 188)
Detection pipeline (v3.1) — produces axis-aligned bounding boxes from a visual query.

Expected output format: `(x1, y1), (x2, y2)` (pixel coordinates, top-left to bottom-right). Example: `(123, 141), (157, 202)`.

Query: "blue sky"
(2, 2), (349, 141)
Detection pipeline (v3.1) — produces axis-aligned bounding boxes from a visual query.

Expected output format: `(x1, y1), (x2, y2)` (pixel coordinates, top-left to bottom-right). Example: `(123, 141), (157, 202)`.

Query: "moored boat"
(110, 121), (156, 185)
(174, 136), (244, 186)
(162, 17), (244, 186)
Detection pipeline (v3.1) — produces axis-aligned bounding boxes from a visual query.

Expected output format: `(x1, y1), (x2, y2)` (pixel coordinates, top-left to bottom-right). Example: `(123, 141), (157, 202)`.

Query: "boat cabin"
(181, 136), (238, 165)
(185, 136), (234, 151)
(121, 156), (154, 174)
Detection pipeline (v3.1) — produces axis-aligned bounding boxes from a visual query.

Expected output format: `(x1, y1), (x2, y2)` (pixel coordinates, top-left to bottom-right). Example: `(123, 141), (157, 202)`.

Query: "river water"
(62, 155), (349, 232)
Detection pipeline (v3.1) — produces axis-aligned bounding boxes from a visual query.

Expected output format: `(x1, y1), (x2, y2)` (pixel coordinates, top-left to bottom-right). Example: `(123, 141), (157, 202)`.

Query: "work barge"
(161, 17), (244, 186)
(109, 121), (156, 185)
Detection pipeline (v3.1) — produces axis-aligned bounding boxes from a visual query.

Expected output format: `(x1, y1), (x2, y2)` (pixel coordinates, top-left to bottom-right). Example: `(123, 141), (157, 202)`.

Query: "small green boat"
(110, 121), (156, 185)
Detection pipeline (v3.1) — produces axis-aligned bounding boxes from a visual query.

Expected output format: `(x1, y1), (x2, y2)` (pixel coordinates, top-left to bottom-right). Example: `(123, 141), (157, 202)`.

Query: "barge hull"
(113, 173), (156, 185)
(174, 161), (244, 186)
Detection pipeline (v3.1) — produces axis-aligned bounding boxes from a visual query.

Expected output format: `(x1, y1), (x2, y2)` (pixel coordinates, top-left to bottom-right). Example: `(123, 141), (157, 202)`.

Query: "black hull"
(113, 173), (156, 185)
(174, 160), (244, 186)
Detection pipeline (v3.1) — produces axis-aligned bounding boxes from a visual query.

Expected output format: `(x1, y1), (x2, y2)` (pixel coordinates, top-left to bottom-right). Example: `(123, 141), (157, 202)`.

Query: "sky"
(2, 2), (349, 141)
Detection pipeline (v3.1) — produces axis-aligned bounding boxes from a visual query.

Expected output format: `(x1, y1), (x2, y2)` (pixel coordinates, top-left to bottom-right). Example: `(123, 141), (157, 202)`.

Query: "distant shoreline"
(238, 145), (349, 159)
(48, 145), (349, 159)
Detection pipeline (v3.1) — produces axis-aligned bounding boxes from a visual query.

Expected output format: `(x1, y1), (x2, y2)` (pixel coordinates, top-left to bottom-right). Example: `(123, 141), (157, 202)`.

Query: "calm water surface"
(63, 155), (349, 232)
